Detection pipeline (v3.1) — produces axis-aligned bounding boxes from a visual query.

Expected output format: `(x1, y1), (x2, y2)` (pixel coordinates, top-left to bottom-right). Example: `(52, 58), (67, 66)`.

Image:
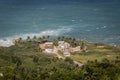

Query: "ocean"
(0, 1), (120, 46)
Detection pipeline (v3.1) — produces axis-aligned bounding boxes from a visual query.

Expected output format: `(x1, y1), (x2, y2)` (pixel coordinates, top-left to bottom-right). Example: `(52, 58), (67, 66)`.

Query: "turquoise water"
(0, 2), (120, 45)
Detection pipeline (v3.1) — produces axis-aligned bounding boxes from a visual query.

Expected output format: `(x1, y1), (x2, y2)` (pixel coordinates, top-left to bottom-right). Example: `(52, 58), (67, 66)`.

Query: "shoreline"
(0, 39), (14, 47)
(0, 37), (119, 47)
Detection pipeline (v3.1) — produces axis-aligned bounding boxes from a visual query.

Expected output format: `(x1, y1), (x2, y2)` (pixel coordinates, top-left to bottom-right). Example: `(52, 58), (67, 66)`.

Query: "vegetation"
(71, 43), (120, 64)
(0, 36), (120, 80)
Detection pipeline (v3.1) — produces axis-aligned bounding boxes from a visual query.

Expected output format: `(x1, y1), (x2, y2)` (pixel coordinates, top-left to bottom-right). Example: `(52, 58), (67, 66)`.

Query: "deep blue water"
(0, 2), (120, 45)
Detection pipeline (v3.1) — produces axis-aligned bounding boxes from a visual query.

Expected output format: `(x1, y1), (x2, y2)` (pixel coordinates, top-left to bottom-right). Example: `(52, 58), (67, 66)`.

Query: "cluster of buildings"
(0, 37), (87, 57)
(39, 41), (82, 57)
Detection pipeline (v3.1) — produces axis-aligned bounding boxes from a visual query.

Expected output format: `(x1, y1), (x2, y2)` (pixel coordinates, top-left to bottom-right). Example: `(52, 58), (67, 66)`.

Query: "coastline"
(0, 36), (119, 80)
(0, 37), (119, 47)
(0, 39), (14, 47)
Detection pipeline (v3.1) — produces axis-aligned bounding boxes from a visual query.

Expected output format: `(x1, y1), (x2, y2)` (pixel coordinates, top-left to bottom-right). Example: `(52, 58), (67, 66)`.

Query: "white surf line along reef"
(0, 27), (72, 47)
(0, 39), (14, 47)
(4, 27), (72, 40)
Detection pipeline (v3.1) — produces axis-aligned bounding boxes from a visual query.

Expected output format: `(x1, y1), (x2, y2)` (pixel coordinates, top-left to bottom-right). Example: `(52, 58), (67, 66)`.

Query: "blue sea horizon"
(0, 1), (120, 45)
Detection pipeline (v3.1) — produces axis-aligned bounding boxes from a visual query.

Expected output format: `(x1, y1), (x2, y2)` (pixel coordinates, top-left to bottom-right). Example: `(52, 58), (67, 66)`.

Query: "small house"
(58, 41), (70, 51)
(45, 49), (53, 53)
(70, 46), (81, 52)
(39, 42), (53, 49)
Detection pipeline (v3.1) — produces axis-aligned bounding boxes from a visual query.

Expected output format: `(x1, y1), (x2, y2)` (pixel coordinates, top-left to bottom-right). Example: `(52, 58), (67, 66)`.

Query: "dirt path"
(73, 61), (84, 67)
(55, 53), (84, 67)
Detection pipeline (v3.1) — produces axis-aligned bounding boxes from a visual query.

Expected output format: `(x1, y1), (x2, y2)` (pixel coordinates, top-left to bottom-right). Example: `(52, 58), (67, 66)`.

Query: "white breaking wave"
(102, 26), (107, 28)
(0, 27), (72, 47)
(10, 27), (72, 40)
(86, 29), (91, 32)
(0, 39), (14, 47)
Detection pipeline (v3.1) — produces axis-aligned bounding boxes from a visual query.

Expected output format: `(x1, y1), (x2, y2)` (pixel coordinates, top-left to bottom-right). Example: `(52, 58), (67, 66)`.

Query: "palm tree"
(33, 35), (37, 42)
(61, 36), (65, 41)
(14, 39), (18, 46)
(42, 36), (48, 42)
(42, 36), (46, 39)
(26, 36), (31, 42)
(19, 37), (22, 42)
(38, 37), (43, 43)
(68, 37), (73, 45)
(81, 41), (87, 52)
(16, 37), (23, 47)
(73, 38), (76, 42)
(81, 41), (84, 49)
(47, 35), (50, 39)
(46, 35), (50, 42)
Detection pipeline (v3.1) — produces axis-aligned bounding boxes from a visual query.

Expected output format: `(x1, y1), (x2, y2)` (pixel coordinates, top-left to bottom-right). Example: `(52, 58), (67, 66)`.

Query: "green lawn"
(70, 43), (120, 64)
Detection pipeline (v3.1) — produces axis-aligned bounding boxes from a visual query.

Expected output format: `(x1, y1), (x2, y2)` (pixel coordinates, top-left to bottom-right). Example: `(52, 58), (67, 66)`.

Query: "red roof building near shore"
(39, 42), (53, 50)
(44, 42), (53, 47)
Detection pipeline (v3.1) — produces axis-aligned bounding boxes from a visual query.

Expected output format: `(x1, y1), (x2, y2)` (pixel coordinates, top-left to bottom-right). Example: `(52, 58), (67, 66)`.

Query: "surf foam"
(0, 39), (14, 47)
(0, 27), (72, 47)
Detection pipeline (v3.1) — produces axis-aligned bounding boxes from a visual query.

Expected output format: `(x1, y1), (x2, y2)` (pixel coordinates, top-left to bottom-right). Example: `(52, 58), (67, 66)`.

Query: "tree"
(102, 58), (109, 63)
(33, 56), (39, 63)
(18, 37), (23, 45)
(14, 39), (18, 46)
(53, 39), (58, 46)
(16, 59), (22, 67)
(33, 35), (37, 41)
(38, 37), (43, 43)
(115, 55), (120, 64)
(81, 41), (87, 52)
(47, 35), (50, 39)
(42, 36), (46, 39)
(11, 56), (22, 67)
(13, 38), (23, 47)
(64, 57), (73, 64)
(26, 36), (31, 42)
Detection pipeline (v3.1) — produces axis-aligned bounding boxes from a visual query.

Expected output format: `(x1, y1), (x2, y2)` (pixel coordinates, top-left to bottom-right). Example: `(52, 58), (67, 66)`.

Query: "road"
(73, 61), (84, 67)
(55, 53), (84, 67)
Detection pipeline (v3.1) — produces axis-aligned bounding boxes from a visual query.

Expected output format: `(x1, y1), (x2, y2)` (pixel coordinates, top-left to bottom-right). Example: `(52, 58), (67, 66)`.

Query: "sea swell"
(0, 27), (72, 40)
(0, 3), (120, 46)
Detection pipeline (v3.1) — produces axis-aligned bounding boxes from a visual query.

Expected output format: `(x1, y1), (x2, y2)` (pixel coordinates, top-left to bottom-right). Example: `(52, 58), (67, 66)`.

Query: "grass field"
(70, 43), (120, 64)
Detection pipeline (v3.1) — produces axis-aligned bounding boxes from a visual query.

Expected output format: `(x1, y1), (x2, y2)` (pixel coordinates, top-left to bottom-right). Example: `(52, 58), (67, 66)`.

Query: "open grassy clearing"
(71, 43), (120, 64)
